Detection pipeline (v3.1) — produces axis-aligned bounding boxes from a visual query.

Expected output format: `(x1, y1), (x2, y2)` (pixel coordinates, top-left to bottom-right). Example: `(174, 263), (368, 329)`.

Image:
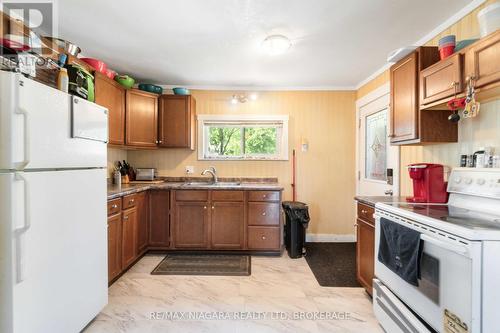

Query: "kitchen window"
(197, 115), (289, 160)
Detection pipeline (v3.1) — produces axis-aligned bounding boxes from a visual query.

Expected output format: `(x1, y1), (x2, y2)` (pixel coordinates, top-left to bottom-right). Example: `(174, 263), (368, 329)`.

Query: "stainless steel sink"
(182, 181), (242, 187)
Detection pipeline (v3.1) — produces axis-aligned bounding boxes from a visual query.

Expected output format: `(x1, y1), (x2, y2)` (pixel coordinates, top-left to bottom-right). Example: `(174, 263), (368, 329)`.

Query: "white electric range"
(373, 168), (500, 333)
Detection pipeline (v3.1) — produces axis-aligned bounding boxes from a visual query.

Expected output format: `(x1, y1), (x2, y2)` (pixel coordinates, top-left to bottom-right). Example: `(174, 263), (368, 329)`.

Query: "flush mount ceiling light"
(231, 93), (258, 104)
(261, 35), (291, 56)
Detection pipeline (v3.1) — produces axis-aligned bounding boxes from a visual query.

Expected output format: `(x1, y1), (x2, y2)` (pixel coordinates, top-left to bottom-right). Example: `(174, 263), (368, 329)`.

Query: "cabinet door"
(149, 190), (170, 247)
(174, 201), (209, 248)
(390, 52), (418, 143)
(420, 53), (462, 105)
(126, 89), (158, 148)
(356, 218), (375, 296)
(121, 208), (138, 268)
(94, 73), (126, 145)
(107, 213), (122, 282)
(465, 31), (500, 89)
(135, 191), (149, 253)
(211, 202), (244, 249)
(158, 95), (195, 149)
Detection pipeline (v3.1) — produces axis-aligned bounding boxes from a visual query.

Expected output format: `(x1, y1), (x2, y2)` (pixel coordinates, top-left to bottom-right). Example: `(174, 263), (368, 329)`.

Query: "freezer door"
(0, 72), (108, 170)
(0, 169), (108, 333)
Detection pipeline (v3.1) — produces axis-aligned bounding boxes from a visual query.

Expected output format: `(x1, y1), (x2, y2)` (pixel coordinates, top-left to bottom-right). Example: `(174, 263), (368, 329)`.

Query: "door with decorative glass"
(357, 87), (399, 196)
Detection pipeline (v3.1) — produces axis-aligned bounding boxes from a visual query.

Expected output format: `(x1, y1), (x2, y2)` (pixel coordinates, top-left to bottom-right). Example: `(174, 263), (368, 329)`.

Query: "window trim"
(197, 114), (289, 161)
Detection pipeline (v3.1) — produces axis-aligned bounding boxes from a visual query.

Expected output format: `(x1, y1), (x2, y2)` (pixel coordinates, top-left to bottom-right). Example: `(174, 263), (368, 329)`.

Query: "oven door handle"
(420, 234), (469, 256)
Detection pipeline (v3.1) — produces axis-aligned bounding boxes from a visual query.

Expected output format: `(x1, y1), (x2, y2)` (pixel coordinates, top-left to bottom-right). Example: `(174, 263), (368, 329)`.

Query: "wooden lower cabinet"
(107, 213), (122, 281)
(171, 189), (282, 251)
(211, 201), (245, 249)
(121, 207), (138, 268)
(356, 202), (375, 296)
(149, 190), (170, 247)
(174, 201), (210, 248)
(135, 191), (149, 253)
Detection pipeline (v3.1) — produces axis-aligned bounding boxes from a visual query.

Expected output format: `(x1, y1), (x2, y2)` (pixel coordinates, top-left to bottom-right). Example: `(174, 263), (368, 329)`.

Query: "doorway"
(356, 83), (399, 196)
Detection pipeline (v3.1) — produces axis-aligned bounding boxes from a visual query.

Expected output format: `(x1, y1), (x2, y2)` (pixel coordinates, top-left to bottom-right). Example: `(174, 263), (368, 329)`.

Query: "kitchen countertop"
(108, 182), (284, 200)
(354, 196), (409, 207)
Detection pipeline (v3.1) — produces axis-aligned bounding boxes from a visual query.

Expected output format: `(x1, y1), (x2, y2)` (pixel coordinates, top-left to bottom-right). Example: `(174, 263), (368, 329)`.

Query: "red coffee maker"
(407, 163), (448, 203)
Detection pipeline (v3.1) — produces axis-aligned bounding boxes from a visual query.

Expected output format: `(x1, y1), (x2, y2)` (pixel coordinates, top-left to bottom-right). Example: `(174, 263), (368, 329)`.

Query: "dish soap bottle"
(57, 68), (69, 93)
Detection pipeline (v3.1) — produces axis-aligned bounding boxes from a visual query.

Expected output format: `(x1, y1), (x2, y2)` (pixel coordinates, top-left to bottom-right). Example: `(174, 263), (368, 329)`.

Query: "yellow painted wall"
(356, 0), (500, 195)
(126, 90), (357, 236)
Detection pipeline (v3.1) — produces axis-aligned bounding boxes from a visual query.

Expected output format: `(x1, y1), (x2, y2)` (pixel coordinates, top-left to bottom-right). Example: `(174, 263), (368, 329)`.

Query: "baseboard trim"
(306, 234), (356, 242)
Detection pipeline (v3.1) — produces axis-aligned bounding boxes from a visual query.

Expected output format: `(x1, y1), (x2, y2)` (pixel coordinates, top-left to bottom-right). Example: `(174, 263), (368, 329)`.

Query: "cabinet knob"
(159, 140), (163, 144)
(262, 212), (266, 216)
(450, 81), (458, 87)
(262, 194), (267, 198)
(204, 206), (207, 209)
(261, 236), (267, 240)
(111, 204), (118, 209)
(211, 206), (215, 210)
(123, 216), (129, 220)
(129, 199), (134, 203)
(361, 209), (368, 214)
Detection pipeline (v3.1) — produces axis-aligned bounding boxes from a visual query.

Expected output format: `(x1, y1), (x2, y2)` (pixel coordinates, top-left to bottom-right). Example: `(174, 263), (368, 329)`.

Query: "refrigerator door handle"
(14, 172), (31, 283)
(14, 106), (30, 170)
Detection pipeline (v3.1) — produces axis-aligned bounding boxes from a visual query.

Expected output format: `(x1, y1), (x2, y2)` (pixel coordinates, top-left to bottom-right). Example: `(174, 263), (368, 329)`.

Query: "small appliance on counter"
(407, 163), (448, 203)
(135, 168), (157, 181)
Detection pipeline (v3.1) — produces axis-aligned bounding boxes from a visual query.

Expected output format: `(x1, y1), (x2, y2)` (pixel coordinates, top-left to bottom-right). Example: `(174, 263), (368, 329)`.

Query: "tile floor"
(85, 254), (382, 333)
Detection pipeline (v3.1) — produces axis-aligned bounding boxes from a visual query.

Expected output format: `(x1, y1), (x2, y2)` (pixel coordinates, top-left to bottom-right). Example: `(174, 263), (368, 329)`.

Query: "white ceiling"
(57, 0), (473, 89)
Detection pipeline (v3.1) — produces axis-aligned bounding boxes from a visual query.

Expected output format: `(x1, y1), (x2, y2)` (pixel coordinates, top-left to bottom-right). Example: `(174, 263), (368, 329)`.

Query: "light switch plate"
(185, 166), (195, 174)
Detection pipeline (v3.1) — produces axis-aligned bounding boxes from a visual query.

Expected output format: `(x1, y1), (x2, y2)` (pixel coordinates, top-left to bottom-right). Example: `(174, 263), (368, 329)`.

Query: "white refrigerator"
(0, 71), (109, 333)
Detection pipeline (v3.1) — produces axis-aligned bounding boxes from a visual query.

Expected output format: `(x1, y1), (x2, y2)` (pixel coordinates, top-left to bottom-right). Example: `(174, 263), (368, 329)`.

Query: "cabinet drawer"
(248, 191), (280, 202)
(175, 190), (209, 201)
(357, 203), (375, 225)
(122, 194), (138, 209)
(211, 190), (244, 202)
(107, 198), (122, 216)
(247, 227), (280, 250)
(248, 202), (280, 226)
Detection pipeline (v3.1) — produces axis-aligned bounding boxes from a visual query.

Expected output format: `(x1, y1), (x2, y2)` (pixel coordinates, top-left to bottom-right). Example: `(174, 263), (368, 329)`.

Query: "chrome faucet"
(201, 166), (218, 183)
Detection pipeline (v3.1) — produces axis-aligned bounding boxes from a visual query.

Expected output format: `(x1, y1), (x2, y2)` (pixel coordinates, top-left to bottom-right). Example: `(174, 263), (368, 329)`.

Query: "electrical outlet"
(185, 166), (195, 174)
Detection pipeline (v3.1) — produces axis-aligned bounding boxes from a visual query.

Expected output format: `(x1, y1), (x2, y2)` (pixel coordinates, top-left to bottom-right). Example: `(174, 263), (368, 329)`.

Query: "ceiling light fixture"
(261, 34), (291, 56)
(231, 93), (258, 104)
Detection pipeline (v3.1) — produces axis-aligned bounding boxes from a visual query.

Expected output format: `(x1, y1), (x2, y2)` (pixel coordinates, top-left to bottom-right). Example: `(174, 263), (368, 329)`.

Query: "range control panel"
(448, 168), (500, 198)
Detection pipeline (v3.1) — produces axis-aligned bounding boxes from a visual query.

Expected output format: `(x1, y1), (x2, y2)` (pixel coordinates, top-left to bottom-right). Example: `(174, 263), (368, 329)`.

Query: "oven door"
(374, 210), (482, 333)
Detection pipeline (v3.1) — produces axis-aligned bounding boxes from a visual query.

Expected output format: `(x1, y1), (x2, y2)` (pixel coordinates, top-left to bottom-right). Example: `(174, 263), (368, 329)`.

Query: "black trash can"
(282, 201), (310, 258)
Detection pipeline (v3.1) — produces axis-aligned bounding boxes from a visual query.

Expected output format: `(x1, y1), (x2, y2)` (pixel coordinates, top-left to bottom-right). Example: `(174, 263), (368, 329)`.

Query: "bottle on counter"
(113, 170), (122, 188)
(57, 68), (69, 93)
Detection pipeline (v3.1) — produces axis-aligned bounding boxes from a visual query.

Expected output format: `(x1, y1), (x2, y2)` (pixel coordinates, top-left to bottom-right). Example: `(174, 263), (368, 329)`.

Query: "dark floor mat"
(304, 242), (360, 287)
(151, 254), (251, 276)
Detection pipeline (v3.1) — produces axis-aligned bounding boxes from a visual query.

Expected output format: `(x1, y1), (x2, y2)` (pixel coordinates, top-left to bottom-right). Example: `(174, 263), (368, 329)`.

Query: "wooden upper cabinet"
(465, 30), (500, 89)
(211, 201), (245, 249)
(126, 89), (158, 148)
(420, 53), (463, 105)
(94, 73), (126, 145)
(390, 52), (419, 143)
(158, 95), (196, 149)
(389, 47), (457, 145)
